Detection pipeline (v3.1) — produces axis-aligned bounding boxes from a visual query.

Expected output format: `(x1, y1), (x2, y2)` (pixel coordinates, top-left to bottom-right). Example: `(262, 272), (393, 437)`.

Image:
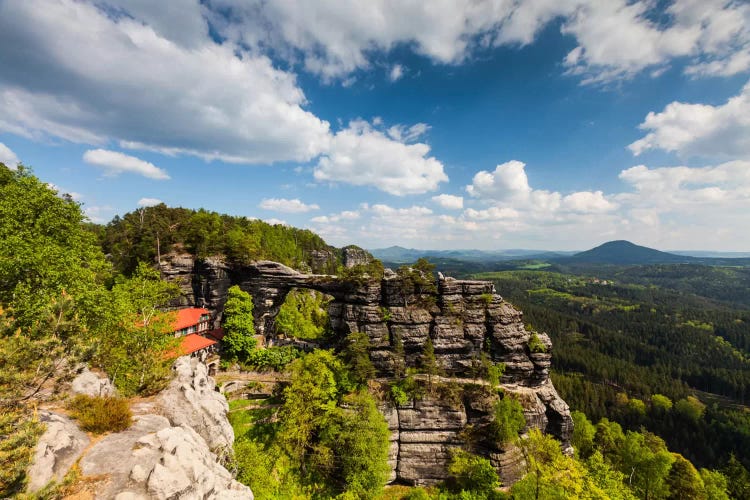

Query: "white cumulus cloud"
(0, 0), (331, 164)
(431, 194), (464, 210)
(0, 142), (19, 169)
(314, 120), (447, 196)
(137, 197), (164, 207)
(83, 149), (170, 180)
(210, 0), (750, 84)
(259, 198), (320, 213)
(629, 80), (750, 159)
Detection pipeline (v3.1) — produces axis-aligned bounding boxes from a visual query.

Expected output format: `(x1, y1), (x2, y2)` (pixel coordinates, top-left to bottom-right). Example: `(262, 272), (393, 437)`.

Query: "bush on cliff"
(491, 393), (526, 445)
(68, 394), (132, 434)
(445, 449), (504, 499)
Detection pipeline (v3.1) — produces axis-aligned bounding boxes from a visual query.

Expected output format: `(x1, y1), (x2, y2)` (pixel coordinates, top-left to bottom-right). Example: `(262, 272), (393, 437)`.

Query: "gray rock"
(157, 357), (234, 453)
(342, 246), (373, 268)
(27, 411), (90, 492)
(81, 418), (252, 499)
(71, 368), (116, 397)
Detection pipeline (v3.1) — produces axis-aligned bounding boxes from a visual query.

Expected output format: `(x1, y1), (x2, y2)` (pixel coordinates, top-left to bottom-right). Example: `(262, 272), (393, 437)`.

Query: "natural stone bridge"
(161, 255), (573, 486)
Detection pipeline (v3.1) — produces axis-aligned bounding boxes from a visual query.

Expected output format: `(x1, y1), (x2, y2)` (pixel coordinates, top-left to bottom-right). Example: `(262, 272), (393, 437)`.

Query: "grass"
(228, 396), (281, 444)
(517, 261), (552, 270)
(67, 395), (132, 434)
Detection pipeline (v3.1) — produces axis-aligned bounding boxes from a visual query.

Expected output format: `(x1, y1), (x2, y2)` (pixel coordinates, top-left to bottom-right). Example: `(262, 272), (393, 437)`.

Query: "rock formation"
(80, 415), (252, 499)
(170, 259), (572, 486)
(341, 245), (372, 268)
(158, 357), (235, 454)
(26, 358), (252, 499)
(27, 411), (90, 492)
(71, 367), (117, 397)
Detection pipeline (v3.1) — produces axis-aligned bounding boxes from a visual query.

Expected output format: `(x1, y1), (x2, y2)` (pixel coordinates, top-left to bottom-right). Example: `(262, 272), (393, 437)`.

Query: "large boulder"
(71, 367), (116, 397)
(157, 357), (234, 454)
(26, 411), (90, 492)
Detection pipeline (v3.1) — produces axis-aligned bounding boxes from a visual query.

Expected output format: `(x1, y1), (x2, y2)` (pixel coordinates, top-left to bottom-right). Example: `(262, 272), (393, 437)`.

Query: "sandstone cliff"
(164, 257), (573, 486)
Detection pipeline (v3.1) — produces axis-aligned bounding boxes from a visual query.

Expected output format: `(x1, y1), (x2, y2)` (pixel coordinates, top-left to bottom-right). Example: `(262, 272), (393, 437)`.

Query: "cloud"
(618, 162), (750, 205)
(83, 205), (114, 224)
(210, 0), (750, 83)
(314, 120), (447, 196)
(0, 0), (331, 164)
(562, 0), (750, 83)
(259, 198), (320, 213)
(562, 191), (616, 213)
(311, 210), (360, 224)
(389, 64), (404, 82)
(310, 159), (750, 250)
(466, 160), (532, 201)
(137, 197), (164, 207)
(386, 123), (430, 143)
(629, 81), (750, 159)
(264, 218), (288, 226)
(83, 149), (170, 179)
(0, 142), (19, 169)
(0, 1), (465, 182)
(431, 194), (464, 210)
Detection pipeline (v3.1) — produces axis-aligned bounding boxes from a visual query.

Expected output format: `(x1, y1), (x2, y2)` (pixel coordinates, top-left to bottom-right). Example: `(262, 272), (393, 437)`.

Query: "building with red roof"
(168, 307), (217, 361)
(172, 307), (211, 337)
(177, 333), (217, 356)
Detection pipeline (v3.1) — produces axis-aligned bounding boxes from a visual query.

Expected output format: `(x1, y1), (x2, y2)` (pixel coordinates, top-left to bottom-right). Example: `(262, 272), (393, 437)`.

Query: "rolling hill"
(562, 240), (695, 265)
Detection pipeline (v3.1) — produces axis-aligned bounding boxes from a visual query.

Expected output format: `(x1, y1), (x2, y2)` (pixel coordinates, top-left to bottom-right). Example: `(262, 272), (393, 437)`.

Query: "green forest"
(93, 203), (339, 274)
(2, 163), (750, 499)
(469, 268), (750, 476)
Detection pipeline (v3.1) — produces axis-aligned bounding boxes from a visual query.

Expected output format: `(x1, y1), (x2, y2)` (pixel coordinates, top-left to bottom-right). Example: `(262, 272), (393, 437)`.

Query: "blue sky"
(1, 1), (750, 251)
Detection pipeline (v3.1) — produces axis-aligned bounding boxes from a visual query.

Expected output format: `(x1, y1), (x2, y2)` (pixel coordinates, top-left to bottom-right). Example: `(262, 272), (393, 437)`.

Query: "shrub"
(68, 395), (132, 434)
(380, 307), (392, 322)
(243, 346), (300, 371)
(390, 372), (424, 406)
(0, 409), (43, 497)
(447, 449), (501, 497)
(528, 333), (547, 353)
(491, 394), (526, 445)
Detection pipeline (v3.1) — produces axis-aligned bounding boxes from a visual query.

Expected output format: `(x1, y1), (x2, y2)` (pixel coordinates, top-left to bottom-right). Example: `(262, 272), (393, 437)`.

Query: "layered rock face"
(232, 262), (573, 486)
(159, 256), (571, 486)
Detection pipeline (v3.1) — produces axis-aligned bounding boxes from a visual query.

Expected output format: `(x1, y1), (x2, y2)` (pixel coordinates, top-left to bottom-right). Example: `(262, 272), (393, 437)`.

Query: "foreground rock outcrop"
(27, 358), (252, 499)
(27, 411), (90, 492)
(80, 415), (252, 499)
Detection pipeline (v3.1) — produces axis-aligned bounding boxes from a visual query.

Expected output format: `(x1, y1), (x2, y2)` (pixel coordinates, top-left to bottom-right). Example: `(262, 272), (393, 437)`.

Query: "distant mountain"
(369, 246), (575, 263)
(564, 240), (694, 265)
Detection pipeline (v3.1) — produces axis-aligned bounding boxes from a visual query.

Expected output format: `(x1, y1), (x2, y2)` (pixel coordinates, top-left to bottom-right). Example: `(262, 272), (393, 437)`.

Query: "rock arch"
(201, 259), (573, 485)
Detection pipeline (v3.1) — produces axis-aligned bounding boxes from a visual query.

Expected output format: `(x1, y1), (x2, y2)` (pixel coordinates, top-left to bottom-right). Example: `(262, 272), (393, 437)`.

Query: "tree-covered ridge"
(470, 268), (750, 473)
(97, 204), (338, 274)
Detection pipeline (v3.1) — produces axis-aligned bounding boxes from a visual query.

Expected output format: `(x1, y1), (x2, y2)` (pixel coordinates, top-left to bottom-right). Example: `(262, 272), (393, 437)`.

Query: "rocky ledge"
(27, 358), (253, 499)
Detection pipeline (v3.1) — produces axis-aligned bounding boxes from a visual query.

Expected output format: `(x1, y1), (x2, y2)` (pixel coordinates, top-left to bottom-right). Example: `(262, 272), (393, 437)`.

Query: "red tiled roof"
(177, 334), (217, 355)
(205, 328), (225, 341)
(172, 308), (210, 331)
